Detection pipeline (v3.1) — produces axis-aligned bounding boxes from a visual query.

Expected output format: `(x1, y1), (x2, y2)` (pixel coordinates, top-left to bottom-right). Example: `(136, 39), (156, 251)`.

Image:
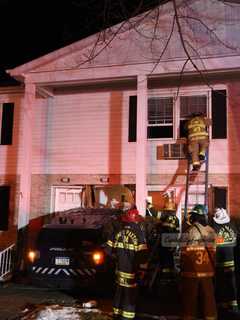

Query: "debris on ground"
(19, 304), (112, 320)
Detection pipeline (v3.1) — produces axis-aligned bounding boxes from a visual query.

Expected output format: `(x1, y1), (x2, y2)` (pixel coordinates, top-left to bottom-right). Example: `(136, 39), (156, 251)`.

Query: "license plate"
(55, 257), (70, 266)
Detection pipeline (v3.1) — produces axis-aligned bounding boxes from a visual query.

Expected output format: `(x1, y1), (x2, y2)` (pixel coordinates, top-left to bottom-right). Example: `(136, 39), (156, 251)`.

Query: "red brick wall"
(227, 82), (240, 217)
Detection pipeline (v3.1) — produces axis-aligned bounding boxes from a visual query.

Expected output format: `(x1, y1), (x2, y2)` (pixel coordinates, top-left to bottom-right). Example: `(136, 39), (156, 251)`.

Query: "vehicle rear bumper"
(29, 266), (98, 289)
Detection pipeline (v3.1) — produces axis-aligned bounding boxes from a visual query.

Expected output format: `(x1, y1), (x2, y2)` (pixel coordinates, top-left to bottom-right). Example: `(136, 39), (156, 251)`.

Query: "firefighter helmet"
(213, 208), (230, 224)
(161, 214), (179, 231)
(162, 191), (176, 211)
(121, 208), (144, 223)
(190, 112), (204, 118)
(190, 204), (208, 216)
(189, 204), (208, 226)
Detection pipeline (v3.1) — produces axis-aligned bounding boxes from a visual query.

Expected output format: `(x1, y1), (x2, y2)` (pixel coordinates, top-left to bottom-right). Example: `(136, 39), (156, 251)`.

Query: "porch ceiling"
(37, 77), (137, 96)
(36, 67), (240, 96)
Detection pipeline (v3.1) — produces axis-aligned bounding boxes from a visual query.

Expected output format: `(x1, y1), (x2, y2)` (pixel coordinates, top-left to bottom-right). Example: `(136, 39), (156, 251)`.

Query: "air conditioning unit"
(157, 143), (187, 160)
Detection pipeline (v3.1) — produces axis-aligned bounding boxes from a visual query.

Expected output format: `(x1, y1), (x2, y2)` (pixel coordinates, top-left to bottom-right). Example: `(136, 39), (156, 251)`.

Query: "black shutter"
(1, 103), (14, 145)
(214, 187), (227, 209)
(0, 186), (10, 231)
(128, 96), (137, 142)
(211, 90), (227, 139)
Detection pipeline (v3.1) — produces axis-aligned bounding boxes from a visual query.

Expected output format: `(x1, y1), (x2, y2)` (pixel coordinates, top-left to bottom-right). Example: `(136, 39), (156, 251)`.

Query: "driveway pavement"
(0, 282), (78, 319)
(0, 279), (181, 320)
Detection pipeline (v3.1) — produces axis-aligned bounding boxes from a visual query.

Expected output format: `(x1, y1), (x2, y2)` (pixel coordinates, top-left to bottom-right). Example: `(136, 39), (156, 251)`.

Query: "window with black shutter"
(129, 90), (226, 142)
(0, 186), (10, 231)
(0, 103), (14, 145)
(128, 96), (137, 142)
(211, 90), (227, 139)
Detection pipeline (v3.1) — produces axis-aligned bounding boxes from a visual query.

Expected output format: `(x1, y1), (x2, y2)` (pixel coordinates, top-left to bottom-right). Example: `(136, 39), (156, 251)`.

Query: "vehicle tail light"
(92, 250), (104, 265)
(27, 250), (40, 263)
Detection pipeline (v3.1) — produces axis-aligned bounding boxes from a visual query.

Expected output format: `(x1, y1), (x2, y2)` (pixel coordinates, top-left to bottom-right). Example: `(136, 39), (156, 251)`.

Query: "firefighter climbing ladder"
(184, 148), (209, 221)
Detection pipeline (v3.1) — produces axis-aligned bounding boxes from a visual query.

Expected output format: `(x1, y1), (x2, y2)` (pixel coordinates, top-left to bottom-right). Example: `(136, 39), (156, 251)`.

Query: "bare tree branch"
(172, 0), (215, 89)
(175, 58), (190, 99)
(150, 13), (176, 74)
(71, 0), (240, 95)
(179, 15), (239, 51)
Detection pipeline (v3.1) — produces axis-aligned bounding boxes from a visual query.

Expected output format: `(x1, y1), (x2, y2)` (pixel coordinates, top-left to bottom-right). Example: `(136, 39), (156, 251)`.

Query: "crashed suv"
(27, 209), (121, 290)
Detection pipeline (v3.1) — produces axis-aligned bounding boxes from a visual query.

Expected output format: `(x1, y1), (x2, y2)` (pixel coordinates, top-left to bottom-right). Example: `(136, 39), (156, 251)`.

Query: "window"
(179, 95), (207, 138)
(163, 143), (187, 159)
(130, 90), (225, 142)
(0, 103), (14, 145)
(147, 97), (173, 139)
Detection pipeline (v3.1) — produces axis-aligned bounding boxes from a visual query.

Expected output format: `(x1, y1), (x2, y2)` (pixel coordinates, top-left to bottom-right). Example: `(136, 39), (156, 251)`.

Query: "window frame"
(147, 96), (174, 139)
(178, 92), (210, 139)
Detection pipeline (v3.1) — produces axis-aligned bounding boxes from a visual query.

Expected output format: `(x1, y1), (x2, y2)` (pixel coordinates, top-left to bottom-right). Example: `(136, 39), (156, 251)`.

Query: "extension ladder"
(184, 149), (209, 221)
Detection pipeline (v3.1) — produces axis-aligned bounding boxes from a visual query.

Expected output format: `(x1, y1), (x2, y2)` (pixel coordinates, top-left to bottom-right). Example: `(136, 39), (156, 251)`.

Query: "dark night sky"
(0, 0), (163, 85)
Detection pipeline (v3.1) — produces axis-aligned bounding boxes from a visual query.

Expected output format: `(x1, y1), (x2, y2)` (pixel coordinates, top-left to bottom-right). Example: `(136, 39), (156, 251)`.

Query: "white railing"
(0, 244), (15, 282)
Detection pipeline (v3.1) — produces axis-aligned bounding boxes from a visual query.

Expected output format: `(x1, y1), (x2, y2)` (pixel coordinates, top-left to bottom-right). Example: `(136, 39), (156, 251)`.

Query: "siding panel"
(32, 92), (136, 174)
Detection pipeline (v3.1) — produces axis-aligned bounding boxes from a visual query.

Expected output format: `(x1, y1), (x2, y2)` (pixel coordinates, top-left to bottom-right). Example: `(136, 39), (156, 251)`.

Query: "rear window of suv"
(37, 226), (103, 249)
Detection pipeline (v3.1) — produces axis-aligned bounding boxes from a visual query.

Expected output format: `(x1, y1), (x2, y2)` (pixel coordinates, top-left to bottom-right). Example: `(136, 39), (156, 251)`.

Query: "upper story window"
(179, 95), (207, 138)
(147, 97), (173, 139)
(128, 89), (226, 142)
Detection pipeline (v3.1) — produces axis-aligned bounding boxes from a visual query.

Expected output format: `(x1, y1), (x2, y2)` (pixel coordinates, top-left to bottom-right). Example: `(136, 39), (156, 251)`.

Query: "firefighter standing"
(211, 208), (239, 316)
(158, 210), (180, 276)
(105, 208), (148, 320)
(180, 204), (217, 320)
(186, 113), (212, 171)
(145, 192), (179, 292)
(158, 191), (179, 276)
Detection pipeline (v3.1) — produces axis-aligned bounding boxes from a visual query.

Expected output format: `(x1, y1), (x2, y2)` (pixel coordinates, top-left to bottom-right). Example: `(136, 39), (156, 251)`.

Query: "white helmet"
(213, 208), (230, 224)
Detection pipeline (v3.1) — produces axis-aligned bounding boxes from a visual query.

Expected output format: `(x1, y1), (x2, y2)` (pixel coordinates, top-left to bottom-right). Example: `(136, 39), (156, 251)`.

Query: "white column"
(136, 75), (148, 216)
(18, 81), (36, 229)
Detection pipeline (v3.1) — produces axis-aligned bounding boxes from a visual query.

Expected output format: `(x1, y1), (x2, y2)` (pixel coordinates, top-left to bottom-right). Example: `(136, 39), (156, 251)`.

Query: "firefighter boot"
(192, 162), (201, 171)
(199, 153), (205, 163)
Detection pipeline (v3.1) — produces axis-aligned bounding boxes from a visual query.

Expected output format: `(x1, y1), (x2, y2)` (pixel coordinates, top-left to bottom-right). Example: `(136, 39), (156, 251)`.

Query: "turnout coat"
(105, 215), (148, 319)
